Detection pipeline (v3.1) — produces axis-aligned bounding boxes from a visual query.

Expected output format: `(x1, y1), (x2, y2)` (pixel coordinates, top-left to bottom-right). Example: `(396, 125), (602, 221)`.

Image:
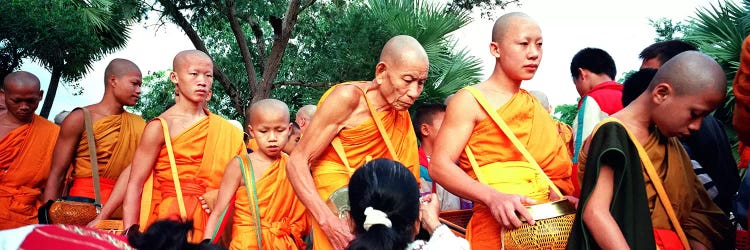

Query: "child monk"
(203, 99), (308, 250)
(567, 51), (732, 249)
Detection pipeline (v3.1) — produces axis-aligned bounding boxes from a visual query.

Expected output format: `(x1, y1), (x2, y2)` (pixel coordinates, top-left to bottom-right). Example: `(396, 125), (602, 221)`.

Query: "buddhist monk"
(286, 35), (427, 250)
(295, 104), (316, 134)
(43, 59), (146, 209)
(122, 50), (245, 242)
(0, 71), (60, 229)
(429, 12), (575, 249)
(203, 99), (308, 249)
(568, 51), (732, 249)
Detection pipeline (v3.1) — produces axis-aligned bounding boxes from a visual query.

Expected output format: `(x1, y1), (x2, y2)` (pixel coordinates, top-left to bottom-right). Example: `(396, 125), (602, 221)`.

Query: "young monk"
(123, 50), (245, 242)
(568, 51), (732, 249)
(203, 99), (308, 249)
(0, 71), (60, 229)
(44, 58), (146, 207)
(430, 12), (574, 249)
(287, 35), (427, 250)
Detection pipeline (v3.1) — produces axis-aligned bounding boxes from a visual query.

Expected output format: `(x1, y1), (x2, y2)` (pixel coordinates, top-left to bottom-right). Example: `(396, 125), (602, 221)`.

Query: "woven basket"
(439, 209), (473, 237)
(502, 199), (576, 250)
(49, 200), (98, 226)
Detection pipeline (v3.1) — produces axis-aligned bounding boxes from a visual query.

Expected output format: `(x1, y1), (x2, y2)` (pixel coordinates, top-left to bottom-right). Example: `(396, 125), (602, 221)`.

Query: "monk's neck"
(0, 113), (30, 140)
(485, 66), (523, 94)
(612, 101), (654, 143)
(420, 140), (435, 158)
(172, 100), (208, 118)
(93, 97), (126, 115)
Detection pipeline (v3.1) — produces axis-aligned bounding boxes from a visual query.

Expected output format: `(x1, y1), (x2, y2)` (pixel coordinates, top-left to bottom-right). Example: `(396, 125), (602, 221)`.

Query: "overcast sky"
(23, 0), (728, 119)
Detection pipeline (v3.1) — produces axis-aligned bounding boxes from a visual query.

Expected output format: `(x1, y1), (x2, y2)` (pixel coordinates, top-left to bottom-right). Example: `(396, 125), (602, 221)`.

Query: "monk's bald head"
(648, 51), (726, 96)
(492, 12), (536, 43)
(249, 99), (290, 126)
(3, 71), (40, 91)
(173, 50), (213, 71)
(379, 35), (428, 67)
(104, 58), (140, 86)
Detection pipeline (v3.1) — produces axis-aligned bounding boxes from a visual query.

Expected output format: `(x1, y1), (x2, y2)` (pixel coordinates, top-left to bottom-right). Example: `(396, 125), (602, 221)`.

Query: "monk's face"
(376, 53), (428, 111)
(652, 84), (724, 137)
(491, 18), (542, 82)
(249, 110), (291, 157)
(282, 127), (301, 154)
(111, 69), (143, 106)
(1, 83), (42, 123)
(170, 55), (213, 104)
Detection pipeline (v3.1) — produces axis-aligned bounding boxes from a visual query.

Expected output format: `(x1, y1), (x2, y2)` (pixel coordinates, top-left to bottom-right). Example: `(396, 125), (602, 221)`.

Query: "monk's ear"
(651, 82), (672, 104)
(420, 123), (430, 138)
(37, 90), (44, 101)
(169, 70), (178, 84)
(247, 124), (255, 134)
(489, 42), (501, 58)
(375, 62), (387, 85)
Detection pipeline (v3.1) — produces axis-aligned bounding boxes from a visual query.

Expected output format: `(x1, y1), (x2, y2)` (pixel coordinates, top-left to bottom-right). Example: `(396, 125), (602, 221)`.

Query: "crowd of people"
(1, 11), (750, 250)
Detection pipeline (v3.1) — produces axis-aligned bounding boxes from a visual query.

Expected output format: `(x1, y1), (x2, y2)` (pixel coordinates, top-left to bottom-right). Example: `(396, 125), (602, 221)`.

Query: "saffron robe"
(0, 115), (59, 229)
(573, 121), (731, 249)
(457, 88), (573, 249)
(309, 82), (419, 250)
(734, 35), (750, 144)
(230, 154), (308, 250)
(139, 113), (245, 243)
(69, 112), (145, 203)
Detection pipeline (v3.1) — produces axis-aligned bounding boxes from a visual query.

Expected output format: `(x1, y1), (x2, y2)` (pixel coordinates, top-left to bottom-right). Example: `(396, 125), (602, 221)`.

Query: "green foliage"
(447, 0), (521, 19)
(554, 103), (578, 126)
(617, 69), (638, 83)
(649, 18), (688, 42)
(127, 70), (172, 121)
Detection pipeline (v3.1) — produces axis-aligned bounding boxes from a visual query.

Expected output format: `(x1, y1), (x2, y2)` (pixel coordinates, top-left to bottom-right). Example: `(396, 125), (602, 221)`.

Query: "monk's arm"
(581, 163), (630, 249)
(203, 158), (241, 240)
(123, 121), (164, 229)
(287, 86), (358, 249)
(87, 165), (130, 227)
(430, 90), (534, 228)
(43, 110), (84, 202)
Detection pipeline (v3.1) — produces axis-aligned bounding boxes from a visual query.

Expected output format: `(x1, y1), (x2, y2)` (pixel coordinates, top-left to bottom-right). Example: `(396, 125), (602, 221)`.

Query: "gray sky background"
(22, 0), (727, 119)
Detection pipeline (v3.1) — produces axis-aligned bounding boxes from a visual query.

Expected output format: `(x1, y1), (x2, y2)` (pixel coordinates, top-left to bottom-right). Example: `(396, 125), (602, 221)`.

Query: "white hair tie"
(363, 207), (392, 231)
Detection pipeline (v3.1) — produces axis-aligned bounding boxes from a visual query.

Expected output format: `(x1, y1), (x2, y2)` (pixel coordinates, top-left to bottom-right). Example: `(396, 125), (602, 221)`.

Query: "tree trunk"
(39, 66), (62, 118)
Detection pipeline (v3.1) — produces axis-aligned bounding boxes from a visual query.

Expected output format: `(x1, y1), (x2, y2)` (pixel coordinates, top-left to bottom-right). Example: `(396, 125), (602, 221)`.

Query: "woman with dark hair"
(347, 158), (468, 250)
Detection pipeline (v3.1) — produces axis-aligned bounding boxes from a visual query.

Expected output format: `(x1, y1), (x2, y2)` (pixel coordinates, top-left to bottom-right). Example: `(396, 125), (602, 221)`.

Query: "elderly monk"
(569, 51), (731, 249)
(123, 50), (245, 242)
(430, 12), (574, 249)
(43, 59), (146, 207)
(0, 71), (60, 229)
(287, 35), (427, 250)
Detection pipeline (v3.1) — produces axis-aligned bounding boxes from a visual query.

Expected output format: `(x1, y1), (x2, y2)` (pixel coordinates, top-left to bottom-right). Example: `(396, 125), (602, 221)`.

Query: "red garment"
(653, 229), (684, 250)
(739, 142), (750, 169)
(418, 147), (429, 168)
(577, 81), (624, 115)
(19, 225), (131, 250)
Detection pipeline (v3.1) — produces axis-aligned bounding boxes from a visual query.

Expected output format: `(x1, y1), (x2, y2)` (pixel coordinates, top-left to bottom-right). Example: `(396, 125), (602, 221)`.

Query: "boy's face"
(283, 127), (301, 154)
(421, 112), (445, 143)
(652, 86), (724, 137)
(249, 110), (291, 158)
(171, 55), (214, 103)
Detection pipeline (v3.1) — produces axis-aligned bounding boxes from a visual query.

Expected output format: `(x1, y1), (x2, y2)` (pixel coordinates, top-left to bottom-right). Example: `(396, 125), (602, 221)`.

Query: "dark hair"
(621, 68), (658, 106)
(639, 40), (697, 66)
(128, 220), (225, 250)
(412, 103), (446, 140)
(347, 159), (420, 250)
(570, 47), (617, 80)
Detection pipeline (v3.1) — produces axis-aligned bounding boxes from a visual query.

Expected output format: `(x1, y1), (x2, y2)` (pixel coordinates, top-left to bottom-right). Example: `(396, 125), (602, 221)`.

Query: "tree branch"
(220, 0), (259, 89)
(247, 16), (267, 73)
(299, 0), (315, 13)
(274, 80), (338, 88)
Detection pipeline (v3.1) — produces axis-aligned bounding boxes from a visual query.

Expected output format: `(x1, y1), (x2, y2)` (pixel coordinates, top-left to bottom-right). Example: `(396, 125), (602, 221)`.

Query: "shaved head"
(296, 105), (316, 121)
(379, 35), (428, 66)
(3, 71), (40, 90)
(104, 58), (140, 87)
(249, 99), (290, 126)
(648, 51), (726, 96)
(2, 71), (42, 123)
(492, 12), (535, 42)
(173, 50), (213, 71)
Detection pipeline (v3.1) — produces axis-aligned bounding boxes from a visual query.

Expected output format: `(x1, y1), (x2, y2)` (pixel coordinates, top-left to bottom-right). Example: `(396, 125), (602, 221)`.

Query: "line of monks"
(1, 11), (748, 250)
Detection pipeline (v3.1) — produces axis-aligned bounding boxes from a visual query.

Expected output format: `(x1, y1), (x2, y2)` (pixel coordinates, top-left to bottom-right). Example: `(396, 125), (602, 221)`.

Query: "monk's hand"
(564, 196), (580, 209)
(86, 215), (102, 228)
(199, 196), (211, 214)
(486, 191), (535, 228)
(320, 214), (354, 250)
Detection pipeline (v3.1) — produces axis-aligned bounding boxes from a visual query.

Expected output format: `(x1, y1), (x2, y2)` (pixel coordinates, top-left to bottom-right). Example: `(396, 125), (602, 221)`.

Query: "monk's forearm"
(42, 166), (68, 202)
(286, 156), (332, 222)
(100, 168), (130, 219)
(203, 211), (220, 240)
(122, 183), (142, 228)
(583, 208), (629, 249)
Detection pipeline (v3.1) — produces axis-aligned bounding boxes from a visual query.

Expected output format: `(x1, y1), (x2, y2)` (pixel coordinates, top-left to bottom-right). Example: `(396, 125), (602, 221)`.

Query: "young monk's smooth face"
(282, 127), (301, 155)
(170, 54), (214, 103)
(249, 109), (291, 158)
(651, 83), (724, 137)
(491, 17), (542, 82)
(111, 69), (143, 106)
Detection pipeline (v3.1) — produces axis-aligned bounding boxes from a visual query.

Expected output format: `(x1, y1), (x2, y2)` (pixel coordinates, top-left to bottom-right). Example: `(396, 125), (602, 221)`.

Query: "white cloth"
(0, 224), (37, 250)
(405, 224), (469, 250)
(572, 96), (609, 162)
(363, 207), (392, 231)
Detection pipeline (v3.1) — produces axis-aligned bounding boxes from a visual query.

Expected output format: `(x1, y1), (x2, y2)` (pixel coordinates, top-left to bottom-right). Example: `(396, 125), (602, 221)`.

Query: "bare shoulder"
(140, 119), (165, 144)
(446, 88), (481, 122)
(60, 109), (85, 130)
(323, 84), (363, 108)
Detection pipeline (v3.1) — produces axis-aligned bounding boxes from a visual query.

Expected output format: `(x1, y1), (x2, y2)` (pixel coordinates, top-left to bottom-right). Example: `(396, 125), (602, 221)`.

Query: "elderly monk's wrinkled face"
(112, 69), (143, 106)
(492, 18), (542, 82)
(651, 83), (724, 138)
(2, 83), (42, 123)
(171, 55), (213, 104)
(377, 55), (428, 111)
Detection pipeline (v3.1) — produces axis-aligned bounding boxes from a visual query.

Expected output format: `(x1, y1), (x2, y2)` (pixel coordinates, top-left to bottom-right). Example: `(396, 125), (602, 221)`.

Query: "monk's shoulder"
(447, 88), (482, 118)
(326, 84), (363, 106)
(34, 115), (59, 131)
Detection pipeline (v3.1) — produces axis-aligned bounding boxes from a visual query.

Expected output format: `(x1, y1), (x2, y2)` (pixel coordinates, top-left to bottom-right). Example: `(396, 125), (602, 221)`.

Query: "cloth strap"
(600, 117), (691, 249)
(82, 108), (103, 207)
(462, 86), (563, 198)
(237, 154), (264, 249)
(156, 118), (188, 220)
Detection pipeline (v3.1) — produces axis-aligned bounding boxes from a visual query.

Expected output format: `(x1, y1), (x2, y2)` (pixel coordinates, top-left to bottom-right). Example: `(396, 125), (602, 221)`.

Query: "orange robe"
(458, 89), (573, 249)
(231, 154), (308, 250)
(0, 115), (59, 229)
(247, 138), (259, 152)
(139, 113), (245, 243)
(310, 82), (419, 250)
(69, 112), (145, 203)
(734, 35), (750, 144)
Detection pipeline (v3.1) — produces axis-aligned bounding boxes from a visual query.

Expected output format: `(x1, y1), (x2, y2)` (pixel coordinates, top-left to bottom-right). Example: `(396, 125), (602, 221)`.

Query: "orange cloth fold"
(309, 82), (419, 250)
(231, 154), (309, 250)
(734, 36), (750, 144)
(458, 89), (573, 249)
(139, 113), (245, 243)
(0, 115), (59, 229)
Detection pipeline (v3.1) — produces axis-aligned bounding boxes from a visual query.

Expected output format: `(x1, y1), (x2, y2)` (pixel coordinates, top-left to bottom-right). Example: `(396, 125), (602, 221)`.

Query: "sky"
(22, 0), (728, 119)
